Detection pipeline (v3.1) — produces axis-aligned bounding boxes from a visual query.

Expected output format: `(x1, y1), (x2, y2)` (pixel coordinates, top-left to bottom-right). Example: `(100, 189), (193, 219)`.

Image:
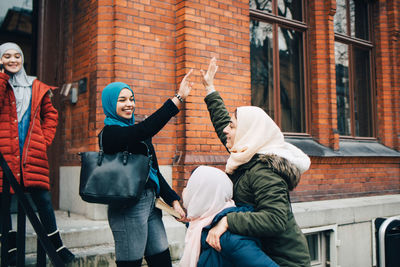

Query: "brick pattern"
(386, 0), (400, 151)
(61, 0), (99, 165)
(292, 157), (400, 202)
(58, 0), (400, 201)
(172, 0), (251, 193)
(373, 0), (400, 150)
(308, 0), (339, 150)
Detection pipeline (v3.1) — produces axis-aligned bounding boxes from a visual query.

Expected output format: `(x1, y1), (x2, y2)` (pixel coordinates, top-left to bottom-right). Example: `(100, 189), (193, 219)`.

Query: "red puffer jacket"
(0, 72), (58, 193)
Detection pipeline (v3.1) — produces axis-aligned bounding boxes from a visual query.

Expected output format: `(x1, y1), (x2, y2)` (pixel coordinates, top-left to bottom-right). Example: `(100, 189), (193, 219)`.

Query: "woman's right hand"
(177, 69), (193, 99)
(206, 215), (228, 252)
(200, 57), (218, 94)
(173, 69), (193, 107)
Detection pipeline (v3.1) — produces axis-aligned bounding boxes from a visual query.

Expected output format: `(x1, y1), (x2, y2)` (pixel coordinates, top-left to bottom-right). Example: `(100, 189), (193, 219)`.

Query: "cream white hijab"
(180, 166), (235, 267)
(226, 106), (310, 175)
(0, 42), (35, 122)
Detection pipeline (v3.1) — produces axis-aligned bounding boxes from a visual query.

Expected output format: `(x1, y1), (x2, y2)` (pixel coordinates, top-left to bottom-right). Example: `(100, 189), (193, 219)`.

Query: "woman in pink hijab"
(180, 165), (279, 267)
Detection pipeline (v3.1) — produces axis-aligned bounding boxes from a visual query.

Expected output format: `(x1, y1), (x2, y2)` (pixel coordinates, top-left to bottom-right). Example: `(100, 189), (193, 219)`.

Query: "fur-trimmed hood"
(257, 154), (301, 191)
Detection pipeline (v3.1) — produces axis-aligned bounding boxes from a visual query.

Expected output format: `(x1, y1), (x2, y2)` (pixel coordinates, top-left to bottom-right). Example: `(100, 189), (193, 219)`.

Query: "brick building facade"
(1, 0), (399, 265)
(54, 0), (399, 203)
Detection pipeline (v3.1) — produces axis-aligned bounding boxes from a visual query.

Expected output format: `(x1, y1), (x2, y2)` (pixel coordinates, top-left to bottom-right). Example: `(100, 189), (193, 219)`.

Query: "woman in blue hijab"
(101, 70), (193, 267)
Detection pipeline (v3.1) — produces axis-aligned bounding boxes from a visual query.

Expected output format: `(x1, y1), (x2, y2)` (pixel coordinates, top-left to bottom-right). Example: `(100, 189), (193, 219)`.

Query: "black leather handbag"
(79, 130), (152, 204)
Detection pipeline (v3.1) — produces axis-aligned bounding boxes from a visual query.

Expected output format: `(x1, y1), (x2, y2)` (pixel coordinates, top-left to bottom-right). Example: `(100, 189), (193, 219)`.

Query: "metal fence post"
(1, 175), (11, 267)
(377, 216), (400, 267)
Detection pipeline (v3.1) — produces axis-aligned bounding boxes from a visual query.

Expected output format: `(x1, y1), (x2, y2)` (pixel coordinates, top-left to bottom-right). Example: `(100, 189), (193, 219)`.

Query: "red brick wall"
(386, 0), (400, 151)
(60, 0), (179, 164)
(61, 0), (99, 164)
(59, 0), (400, 202)
(94, 0), (179, 168)
(374, 0), (400, 150)
(308, 0), (339, 150)
(292, 157), (400, 202)
(173, 0), (251, 192)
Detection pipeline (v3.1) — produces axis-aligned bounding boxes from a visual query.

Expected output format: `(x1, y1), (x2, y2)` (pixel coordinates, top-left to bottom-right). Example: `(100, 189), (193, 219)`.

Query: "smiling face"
(223, 113), (237, 150)
(1, 49), (23, 74)
(116, 88), (135, 119)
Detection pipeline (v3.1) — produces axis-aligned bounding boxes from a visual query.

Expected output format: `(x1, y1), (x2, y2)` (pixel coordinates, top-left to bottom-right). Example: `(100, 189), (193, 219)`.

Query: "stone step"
(24, 243), (181, 266)
(3, 210), (186, 266)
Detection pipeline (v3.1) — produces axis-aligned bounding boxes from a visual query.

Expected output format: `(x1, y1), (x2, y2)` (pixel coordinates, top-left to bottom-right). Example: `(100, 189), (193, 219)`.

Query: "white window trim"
(302, 224), (339, 267)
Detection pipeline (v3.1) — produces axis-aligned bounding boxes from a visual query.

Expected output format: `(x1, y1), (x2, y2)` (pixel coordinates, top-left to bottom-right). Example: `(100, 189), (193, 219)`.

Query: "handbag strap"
(98, 129), (105, 151)
(98, 128), (151, 157)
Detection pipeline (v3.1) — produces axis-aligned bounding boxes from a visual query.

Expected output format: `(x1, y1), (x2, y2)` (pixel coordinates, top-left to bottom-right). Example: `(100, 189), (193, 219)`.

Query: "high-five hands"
(173, 57), (219, 107)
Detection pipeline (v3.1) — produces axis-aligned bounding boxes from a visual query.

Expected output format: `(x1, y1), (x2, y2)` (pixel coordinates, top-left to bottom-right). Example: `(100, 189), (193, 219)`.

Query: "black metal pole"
(37, 238), (47, 266)
(16, 201), (26, 267)
(0, 153), (64, 267)
(1, 176), (11, 267)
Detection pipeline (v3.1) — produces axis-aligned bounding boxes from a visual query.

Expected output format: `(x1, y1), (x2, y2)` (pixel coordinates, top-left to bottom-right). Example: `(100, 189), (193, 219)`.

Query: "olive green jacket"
(204, 91), (311, 267)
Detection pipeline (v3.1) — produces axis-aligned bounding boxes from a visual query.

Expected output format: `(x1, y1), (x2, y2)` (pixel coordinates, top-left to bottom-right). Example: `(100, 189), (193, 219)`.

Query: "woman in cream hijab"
(180, 166), (278, 267)
(200, 58), (311, 267)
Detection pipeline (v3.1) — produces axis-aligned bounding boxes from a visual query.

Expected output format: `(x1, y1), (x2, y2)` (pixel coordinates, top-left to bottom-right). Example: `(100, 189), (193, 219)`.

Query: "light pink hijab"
(225, 106), (311, 175)
(180, 166), (235, 267)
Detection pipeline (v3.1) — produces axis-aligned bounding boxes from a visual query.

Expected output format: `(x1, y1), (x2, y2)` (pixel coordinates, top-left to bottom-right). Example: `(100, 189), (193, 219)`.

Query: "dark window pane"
(350, 0), (369, 40)
(250, 0), (272, 13)
(353, 48), (372, 136)
(250, 20), (275, 119)
(277, 0), (302, 21)
(306, 234), (319, 261)
(335, 42), (351, 136)
(279, 27), (305, 132)
(334, 0), (347, 34)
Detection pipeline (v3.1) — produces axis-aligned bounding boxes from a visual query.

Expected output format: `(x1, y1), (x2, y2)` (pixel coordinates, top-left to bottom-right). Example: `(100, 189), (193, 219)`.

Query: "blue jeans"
(108, 188), (169, 261)
(0, 188), (58, 234)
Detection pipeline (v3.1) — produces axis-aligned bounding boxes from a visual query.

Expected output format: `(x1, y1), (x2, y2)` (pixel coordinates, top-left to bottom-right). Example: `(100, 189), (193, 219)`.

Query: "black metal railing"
(0, 151), (64, 267)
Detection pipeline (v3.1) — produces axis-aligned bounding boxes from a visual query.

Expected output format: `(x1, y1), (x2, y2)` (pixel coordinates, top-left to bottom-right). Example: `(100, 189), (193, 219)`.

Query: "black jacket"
(101, 99), (180, 205)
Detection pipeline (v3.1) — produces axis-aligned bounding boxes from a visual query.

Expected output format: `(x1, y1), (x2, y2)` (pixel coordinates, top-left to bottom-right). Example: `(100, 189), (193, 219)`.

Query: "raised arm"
(201, 58), (230, 149)
(102, 70), (194, 152)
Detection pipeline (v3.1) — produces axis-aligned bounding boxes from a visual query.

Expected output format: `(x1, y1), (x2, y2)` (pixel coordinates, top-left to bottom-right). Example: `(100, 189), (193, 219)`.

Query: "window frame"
(306, 232), (325, 266)
(303, 225), (339, 267)
(250, 0), (310, 135)
(334, 0), (376, 139)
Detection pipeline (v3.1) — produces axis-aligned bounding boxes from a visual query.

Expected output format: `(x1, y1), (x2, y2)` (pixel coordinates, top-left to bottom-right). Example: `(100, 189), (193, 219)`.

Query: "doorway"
(0, 0), (64, 208)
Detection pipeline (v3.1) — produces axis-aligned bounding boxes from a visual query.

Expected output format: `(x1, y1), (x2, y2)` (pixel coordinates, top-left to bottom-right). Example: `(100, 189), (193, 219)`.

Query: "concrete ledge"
(293, 194), (400, 228)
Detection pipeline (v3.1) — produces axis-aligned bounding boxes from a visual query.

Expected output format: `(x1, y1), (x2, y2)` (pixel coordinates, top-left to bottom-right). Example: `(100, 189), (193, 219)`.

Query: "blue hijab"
(101, 82), (160, 193)
(101, 82), (135, 127)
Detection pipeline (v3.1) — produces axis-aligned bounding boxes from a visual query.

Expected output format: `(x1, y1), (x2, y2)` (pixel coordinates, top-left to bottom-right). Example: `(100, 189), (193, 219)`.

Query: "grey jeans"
(108, 188), (169, 261)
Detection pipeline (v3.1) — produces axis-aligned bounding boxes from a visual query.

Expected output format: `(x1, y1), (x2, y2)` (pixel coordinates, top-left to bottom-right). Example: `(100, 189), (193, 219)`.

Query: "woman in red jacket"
(0, 42), (74, 264)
